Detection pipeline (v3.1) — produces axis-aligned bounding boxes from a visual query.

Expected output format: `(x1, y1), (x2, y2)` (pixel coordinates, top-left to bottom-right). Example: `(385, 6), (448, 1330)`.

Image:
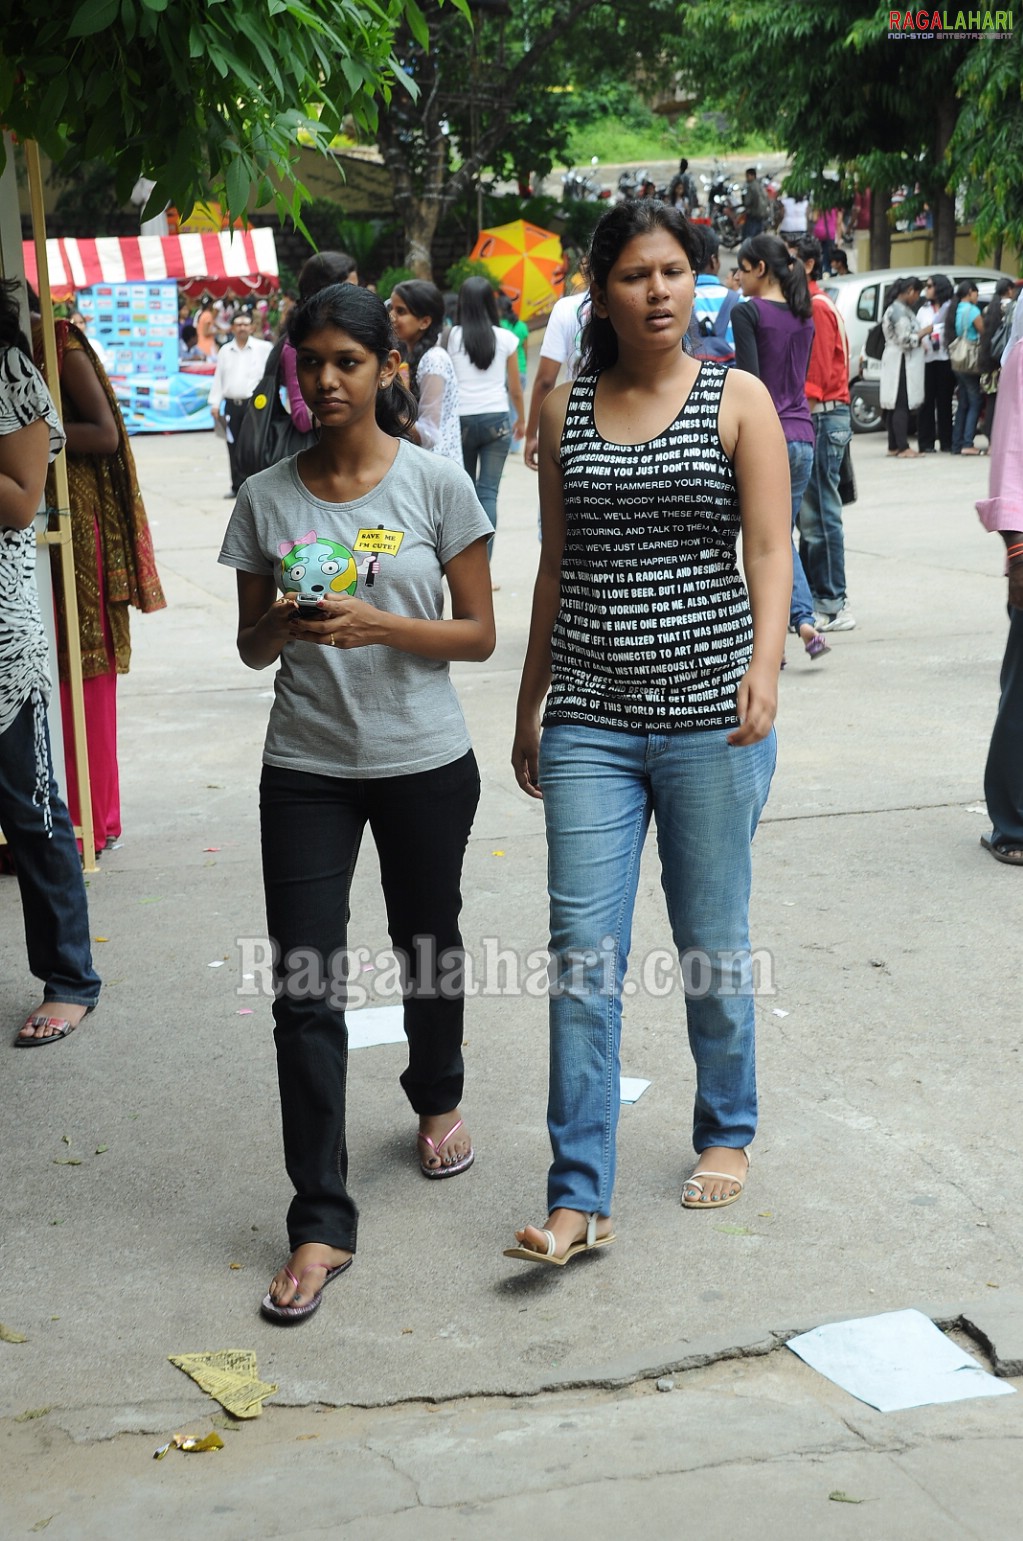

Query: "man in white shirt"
(208, 313), (272, 495)
(522, 290), (590, 471)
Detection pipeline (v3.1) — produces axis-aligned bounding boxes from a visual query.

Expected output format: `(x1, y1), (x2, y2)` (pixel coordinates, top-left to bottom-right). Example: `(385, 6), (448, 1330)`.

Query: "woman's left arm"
(506, 349), (525, 439)
(291, 536), (496, 662)
(720, 369), (792, 746)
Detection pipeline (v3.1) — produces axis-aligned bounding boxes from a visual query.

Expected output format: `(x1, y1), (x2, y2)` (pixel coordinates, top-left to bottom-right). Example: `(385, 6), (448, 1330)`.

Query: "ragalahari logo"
(888, 9), (1014, 37)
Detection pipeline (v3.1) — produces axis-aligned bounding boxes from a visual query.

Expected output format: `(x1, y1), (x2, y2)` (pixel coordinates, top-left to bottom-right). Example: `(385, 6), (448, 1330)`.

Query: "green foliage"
(299, 201), (395, 269)
(0, 0), (468, 229)
(376, 264), (417, 298)
(49, 160), (127, 233)
(445, 256), (499, 292)
(948, 31), (1023, 259)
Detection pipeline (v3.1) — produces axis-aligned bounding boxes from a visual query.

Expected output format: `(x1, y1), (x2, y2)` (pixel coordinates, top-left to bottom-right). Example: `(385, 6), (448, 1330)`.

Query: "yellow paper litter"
(153, 1431), (225, 1459)
(168, 1350), (278, 1419)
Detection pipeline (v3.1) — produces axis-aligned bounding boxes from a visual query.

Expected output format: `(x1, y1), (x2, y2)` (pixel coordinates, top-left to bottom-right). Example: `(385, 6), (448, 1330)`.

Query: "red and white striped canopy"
(23, 228), (280, 302)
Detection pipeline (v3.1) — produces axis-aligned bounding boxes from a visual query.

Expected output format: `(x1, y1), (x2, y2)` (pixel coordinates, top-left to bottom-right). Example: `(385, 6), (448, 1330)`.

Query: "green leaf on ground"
(716, 1223), (753, 1235)
(0, 1323), (28, 1343)
(829, 1491), (865, 1504)
(14, 1408), (51, 1422)
(52, 1158), (82, 1166)
(95, 1146), (108, 1155)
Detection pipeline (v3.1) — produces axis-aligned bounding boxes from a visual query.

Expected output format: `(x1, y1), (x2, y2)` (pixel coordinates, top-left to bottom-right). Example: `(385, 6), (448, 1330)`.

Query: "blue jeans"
(798, 404), (852, 617)
(787, 439), (816, 630)
(952, 372), (983, 451)
(460, 412), (511, 547)
(0, 695), (101, 1007)
(539, 723), (776, 1217)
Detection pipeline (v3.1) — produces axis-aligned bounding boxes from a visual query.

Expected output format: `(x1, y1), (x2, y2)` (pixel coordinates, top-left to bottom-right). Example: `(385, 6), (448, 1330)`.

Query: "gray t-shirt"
(218, 438), (492, 778)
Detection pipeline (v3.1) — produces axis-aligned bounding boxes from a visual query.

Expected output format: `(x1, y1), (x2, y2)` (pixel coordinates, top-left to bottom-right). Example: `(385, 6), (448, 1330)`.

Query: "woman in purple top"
(733, 235), (829, 661)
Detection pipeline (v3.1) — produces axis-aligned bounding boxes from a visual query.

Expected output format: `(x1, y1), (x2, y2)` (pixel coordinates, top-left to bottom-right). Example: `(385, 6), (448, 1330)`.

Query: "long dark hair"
(457, 276), (500, 370)
(288, 284), (417, 440)
(928, 274), (954, 309)
(944, 280), (977, 349)
(297, 250), (357, 302)
(736, 233), (812, 319)
(391, 279), (445, 393)
(0, 278), (31, 355)
(579, 200), (702, 374)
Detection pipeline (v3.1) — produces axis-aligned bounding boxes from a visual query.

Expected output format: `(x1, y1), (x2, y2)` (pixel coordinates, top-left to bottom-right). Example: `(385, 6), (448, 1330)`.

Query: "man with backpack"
(741, 168), (769, 238)
(689, 227), (740, 366)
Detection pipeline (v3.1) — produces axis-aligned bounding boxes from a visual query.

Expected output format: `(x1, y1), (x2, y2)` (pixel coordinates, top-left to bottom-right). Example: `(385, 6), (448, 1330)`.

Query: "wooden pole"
(24, 139), (97, 872)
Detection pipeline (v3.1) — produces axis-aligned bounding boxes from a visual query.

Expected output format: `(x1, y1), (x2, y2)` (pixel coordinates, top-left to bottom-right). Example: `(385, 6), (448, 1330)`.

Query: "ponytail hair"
(736, 233), (812, 320)
(288, 283), (418, 440)
(0, 278), (31, 355)
(944, 279), (976, 350)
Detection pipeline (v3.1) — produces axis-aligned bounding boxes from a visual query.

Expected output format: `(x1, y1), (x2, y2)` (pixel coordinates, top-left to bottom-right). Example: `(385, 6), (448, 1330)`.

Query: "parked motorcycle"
(700, 163), (743, 248)
(562, 156), (609, 203)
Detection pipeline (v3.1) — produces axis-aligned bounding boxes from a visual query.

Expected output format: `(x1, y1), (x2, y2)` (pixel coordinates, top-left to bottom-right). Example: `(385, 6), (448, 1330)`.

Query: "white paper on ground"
(620, 1077), (651, 1104)
(347, 1005), (406, 1049)
(787, 1308), (1016, 1412)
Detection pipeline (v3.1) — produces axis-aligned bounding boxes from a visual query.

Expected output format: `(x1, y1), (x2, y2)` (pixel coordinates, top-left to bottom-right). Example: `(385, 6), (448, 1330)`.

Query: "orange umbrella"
(469, 220), (566, 320)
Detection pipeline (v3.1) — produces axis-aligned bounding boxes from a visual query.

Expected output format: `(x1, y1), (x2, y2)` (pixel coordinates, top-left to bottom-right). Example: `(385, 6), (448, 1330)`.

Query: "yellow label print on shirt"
(354, 527), (404, 557)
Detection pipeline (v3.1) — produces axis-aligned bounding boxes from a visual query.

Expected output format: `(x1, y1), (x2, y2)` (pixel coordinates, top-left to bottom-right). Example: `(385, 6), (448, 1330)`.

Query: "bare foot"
(418, 1108), (473, 1171)
(682, 1147), (749, 1206)
(512, 1207), (613, 1260)
(15, 1001), (91, 1044)
(267, 1242), (353, 1309)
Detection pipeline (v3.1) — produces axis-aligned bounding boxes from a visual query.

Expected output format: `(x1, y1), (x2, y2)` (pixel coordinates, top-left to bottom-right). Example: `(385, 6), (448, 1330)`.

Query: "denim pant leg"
(649, 728), (776, 1153)
(460, 412), (511, 541)
(260, 765), (366, 1253)
(798, 406), (851, 616)
(786, 440), (816, 630)
(368, 751), (481, 1116)
(0, 696), (101, 1007)
(540, 726), (651, 1217)
(984, 606), (1023, 848)
(952, 373), (982, 451)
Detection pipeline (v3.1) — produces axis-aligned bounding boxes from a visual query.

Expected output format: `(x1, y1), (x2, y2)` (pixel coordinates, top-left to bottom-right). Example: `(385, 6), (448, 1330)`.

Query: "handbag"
(234, 339), (318, 484)
(948, 332), (981, 375)
(838, 440), (857, 506)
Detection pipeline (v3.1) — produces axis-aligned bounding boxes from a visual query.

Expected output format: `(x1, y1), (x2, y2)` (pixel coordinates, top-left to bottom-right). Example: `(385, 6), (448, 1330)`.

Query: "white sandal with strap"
(682, 1152), (750, 1210)
(504, 1211), (616, 1267)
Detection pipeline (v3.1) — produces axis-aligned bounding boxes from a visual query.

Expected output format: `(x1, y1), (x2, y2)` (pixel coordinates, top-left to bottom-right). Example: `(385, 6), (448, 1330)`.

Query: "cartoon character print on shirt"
(278, 527), (407, 599)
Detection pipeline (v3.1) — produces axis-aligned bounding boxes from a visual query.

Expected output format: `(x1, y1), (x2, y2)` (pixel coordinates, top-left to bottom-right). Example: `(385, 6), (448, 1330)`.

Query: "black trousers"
(260, 750), (480, 1252)
(223, 398), (250, 493)
(887, 356), (911, 451)
(919, 359), (954, 452)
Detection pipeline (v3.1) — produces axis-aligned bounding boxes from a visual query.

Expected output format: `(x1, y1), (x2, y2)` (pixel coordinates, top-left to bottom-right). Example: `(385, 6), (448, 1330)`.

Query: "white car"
(821, 265), (1018, 432)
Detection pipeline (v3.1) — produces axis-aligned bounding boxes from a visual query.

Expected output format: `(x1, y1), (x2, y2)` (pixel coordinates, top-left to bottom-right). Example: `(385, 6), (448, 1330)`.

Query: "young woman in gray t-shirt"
(219, 285), (494, 1323)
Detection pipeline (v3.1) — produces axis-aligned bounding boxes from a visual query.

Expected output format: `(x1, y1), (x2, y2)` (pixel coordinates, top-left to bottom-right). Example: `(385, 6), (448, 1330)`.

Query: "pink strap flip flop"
(260, 1257), (353, 1325)
(418, 1117), (475, 1179)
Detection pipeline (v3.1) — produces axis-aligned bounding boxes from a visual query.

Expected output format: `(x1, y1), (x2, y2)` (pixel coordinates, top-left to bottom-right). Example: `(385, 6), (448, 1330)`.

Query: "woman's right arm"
(0, 418), (51, 529)
(731, 303), (760, 376)
(236, 569), (301, 669)
(511, 383), (570, 798)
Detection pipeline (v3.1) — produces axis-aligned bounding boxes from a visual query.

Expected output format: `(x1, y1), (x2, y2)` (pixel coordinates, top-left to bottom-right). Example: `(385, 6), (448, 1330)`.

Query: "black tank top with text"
(545, 363), (753, 733)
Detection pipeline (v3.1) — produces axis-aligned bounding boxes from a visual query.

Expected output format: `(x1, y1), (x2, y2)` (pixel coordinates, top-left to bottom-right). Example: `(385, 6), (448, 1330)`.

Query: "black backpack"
(863, 321), (885, 361)
(986, 298), (1016, 369)
(233, 339), (318, 486)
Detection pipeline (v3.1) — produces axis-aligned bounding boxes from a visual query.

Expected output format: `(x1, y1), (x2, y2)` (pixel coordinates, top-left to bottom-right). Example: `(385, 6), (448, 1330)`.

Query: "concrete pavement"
(2, 405), (1022, 1533)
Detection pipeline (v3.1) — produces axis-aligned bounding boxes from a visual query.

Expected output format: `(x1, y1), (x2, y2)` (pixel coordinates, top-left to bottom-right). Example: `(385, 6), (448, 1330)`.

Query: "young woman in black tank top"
(507, 202), (792, 1267)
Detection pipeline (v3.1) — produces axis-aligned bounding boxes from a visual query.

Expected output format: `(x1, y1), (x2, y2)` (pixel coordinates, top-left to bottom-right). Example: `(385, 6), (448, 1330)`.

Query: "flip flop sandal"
(504, 1211), (616, 1267)
(260, 1257), (352, 1325)
(418, 1117), (475, 1179)
(13, 1004), (95, 1048)
(682, 1153), (750, 1210)
(980, 835), (1023, 866)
